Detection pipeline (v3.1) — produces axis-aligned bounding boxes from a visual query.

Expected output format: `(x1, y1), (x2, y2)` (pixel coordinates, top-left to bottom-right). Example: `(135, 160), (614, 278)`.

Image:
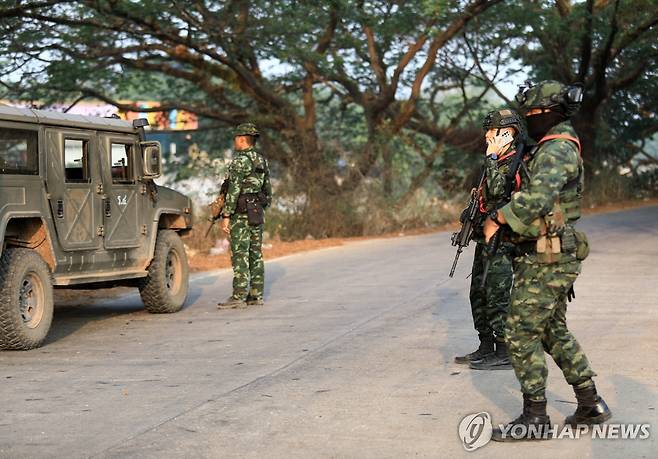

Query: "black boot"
(491, 395), (552, 442)
(565, 380), (612, 426)
(469, 339), (512, 370)
(454, 334), (494, 365)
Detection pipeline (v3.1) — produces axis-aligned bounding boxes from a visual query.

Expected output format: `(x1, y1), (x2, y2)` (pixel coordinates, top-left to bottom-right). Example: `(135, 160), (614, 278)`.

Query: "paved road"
(1, 206), (657, 458)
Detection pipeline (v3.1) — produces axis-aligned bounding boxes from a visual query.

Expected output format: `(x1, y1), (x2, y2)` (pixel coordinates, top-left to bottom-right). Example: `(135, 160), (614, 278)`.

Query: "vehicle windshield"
(0, 128), (38, 175)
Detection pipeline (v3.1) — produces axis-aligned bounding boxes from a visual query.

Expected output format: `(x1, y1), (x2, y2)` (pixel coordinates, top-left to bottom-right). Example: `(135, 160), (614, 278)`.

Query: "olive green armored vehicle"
(0, 105), (193, 350)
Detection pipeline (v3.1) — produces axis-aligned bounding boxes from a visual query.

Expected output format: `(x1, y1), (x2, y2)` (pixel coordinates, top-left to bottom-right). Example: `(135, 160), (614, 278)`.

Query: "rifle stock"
(205, 218), (217, 238)
(206, 178), (230, 239)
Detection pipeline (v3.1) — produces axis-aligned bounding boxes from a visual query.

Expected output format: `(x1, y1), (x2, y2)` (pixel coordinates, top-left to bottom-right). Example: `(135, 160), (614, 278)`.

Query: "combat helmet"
(515, 80), (584, 117)
(482, 108), (527, 143)
(234, 122), (260, 137)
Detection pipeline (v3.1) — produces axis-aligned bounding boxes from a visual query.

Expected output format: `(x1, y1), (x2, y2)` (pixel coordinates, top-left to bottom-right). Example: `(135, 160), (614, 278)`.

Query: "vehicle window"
(111, 143), (134, 183)
(64, 139), (89, 183)
(0, 128), (38, 175)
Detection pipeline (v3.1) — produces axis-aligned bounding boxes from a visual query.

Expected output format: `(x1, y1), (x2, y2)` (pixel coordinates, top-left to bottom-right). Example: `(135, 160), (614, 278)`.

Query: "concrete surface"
(0, 206), (656, 458)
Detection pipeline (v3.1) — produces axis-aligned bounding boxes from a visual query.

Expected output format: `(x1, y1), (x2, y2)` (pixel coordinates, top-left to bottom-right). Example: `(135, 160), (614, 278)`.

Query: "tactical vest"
(539, 134), (583, 224)
(478, 144), (523, 213)
(530, 134), (585, 263)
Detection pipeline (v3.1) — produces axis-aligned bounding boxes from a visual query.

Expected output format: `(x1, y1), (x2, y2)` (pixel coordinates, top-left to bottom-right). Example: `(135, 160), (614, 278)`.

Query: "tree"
(0, 0), (504, 236)
(490, 0), (658, 167)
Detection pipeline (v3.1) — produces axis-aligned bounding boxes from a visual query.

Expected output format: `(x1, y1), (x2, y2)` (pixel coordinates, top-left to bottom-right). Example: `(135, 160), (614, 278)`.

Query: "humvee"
(0, 105), (193, 350)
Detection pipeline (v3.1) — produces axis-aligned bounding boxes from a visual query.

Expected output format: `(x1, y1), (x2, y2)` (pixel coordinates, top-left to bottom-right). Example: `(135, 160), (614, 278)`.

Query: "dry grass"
(51, 197), (658, 307)
(187, 237), (347, 272)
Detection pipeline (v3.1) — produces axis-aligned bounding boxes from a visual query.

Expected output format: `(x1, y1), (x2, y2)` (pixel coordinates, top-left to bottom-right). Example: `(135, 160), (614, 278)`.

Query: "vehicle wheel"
(139, 230), (189, 313)
(0, 248), (54, 350)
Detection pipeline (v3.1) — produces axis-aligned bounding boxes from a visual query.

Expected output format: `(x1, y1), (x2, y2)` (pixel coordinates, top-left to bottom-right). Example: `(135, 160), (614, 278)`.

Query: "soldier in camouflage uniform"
(455, 109), (527, 371)
(481, 81), (611, 441)
(217, 123), (272, 309)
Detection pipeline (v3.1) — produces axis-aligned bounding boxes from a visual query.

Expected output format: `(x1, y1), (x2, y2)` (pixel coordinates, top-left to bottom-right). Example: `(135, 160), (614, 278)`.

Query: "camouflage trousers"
(469, 242), (513, 340)
(229, 215), (264, 301)
(505, 253), (596, 400)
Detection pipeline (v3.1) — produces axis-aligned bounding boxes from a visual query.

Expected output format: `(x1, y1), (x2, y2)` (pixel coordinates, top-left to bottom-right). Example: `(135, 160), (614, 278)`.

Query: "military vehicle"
(0, 105), (193, 350)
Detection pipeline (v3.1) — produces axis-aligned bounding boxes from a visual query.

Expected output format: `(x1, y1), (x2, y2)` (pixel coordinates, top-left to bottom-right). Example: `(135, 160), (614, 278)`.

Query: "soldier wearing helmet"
(481, 81), (611, 441)
(217, 122), (272, 309)
(455, 108), (526, 371)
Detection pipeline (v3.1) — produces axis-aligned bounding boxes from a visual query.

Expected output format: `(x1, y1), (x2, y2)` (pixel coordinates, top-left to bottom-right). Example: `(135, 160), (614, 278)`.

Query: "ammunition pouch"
(514, 225), (588, 263)
(574, 230), (590, 261)
(257, 190), (269, 209)
(237, 193), (265, 226)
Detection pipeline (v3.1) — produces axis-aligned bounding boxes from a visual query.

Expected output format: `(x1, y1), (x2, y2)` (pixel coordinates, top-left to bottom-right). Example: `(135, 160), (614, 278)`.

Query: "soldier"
(482, 81), (611, 441)
(217, 123), (272, 309)
(455, 109), (527, 371)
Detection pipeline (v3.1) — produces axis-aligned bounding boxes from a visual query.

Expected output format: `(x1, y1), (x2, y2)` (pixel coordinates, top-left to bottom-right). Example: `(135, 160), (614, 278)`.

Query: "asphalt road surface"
(1, 206), (657, 459)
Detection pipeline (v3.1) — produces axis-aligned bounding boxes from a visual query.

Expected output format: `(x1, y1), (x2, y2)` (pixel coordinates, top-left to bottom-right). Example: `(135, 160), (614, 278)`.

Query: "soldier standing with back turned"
(217, 123), (272, 309)
(482, 81), (611, 441)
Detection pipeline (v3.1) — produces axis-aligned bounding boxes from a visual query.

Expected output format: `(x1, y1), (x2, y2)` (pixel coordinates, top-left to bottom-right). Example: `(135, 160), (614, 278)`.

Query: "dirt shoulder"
(187, 197), (657, 273)
(54, 197), (657, 304)
(188, 238), (349, 272)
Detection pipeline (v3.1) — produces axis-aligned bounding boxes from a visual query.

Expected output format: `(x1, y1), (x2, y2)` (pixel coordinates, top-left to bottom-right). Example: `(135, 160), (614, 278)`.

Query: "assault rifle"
(480, 142), (527, 286)
(205, 178), (230, 238)
(449, 169), (487, 278)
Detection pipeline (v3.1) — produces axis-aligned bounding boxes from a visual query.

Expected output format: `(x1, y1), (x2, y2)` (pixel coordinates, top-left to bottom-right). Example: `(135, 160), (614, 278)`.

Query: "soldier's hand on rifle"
(483, 211), (507, 242)
(221, 216), (230, 235)
(483, 217), (499, 242)
(484, 218), (500, 243)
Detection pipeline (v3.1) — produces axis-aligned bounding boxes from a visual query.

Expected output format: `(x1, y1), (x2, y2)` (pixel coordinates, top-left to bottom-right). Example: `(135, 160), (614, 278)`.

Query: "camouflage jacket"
(223, 147), (272, 216)
(499, 121), (582, 239)
(472, 144), (520, 243)
(482, 144), (520, 212)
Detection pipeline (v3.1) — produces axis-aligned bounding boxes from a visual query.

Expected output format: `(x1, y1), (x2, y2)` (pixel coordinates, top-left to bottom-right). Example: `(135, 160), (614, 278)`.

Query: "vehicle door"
(98, 133), (141, 249)
(44, 128), (103, 251)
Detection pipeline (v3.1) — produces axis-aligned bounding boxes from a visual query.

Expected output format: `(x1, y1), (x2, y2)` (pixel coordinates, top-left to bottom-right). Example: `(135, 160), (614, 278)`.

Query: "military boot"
(492, 395), (552, 442)
(217, 296), (248, 309)
(246, 296), (264, 306)
(454, 334), (494, 365)
(565, 380), (612, 426)
(469, 339), (513, 370)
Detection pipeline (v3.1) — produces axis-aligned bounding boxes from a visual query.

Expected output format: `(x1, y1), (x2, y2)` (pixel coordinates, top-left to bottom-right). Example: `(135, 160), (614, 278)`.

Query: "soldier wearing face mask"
(455, 108), (527, 371)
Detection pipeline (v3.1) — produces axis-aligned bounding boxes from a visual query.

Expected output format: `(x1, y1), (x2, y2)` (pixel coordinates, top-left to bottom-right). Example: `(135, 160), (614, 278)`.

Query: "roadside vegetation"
(1, 0), (656, 242)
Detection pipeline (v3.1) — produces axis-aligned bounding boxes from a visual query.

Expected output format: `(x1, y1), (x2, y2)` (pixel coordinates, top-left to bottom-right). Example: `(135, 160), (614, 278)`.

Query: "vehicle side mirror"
(141, 141), (162, 178)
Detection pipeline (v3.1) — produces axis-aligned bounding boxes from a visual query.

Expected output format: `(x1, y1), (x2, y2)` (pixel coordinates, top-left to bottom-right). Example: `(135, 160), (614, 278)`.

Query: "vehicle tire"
(0, 248), (54, 350)
(139, 230), (189, 313)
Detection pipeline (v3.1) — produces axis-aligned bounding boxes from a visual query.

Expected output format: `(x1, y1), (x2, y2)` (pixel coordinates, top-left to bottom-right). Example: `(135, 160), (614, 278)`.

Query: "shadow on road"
(42, 282), (204, 347)
(46, 301), (146, 346)
(264, 262), (287, 300)
(431, 278), (522, 419)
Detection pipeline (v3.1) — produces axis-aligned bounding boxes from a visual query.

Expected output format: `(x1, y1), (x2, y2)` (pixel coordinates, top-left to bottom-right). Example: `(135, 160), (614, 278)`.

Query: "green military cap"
(515, 80), (584, 117)
(482, 108), (527, 142)
(234, 122), (260, 137)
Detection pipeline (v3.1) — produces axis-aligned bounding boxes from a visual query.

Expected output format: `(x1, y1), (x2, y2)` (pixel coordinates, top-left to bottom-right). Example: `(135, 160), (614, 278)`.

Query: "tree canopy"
(1, 0), (656, 236)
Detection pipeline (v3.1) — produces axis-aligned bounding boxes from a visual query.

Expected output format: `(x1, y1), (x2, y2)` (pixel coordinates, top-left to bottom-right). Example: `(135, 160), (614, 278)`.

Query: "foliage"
(0, 0), (656, 238)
